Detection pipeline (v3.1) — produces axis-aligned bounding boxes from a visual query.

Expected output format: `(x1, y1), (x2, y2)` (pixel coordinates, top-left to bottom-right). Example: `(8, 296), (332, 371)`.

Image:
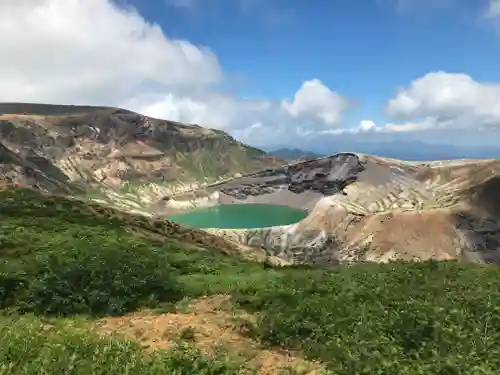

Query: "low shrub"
(235, 261), (500, 374)
(0, 235), (183, 316)
(0, 315), (245, 375)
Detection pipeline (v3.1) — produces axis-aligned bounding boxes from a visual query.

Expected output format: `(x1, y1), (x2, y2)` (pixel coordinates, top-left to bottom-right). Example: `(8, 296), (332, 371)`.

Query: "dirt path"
(97, 295), (323, 375)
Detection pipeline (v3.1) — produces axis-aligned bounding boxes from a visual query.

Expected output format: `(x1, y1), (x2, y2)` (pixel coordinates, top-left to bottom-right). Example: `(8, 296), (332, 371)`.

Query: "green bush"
(0, 315), (246, 375)
(0, 235), (183, 316)
(235, 261), (500, 374)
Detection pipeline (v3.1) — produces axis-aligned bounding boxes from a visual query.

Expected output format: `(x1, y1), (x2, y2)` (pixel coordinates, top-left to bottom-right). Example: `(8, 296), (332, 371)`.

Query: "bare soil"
(97, 295), (324, 375)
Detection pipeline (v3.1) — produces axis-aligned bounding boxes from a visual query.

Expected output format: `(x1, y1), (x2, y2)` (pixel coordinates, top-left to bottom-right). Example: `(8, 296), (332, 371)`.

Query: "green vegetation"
(0, 189), (261, 316)
(236, 262), (500, 374)
(166, 139), (276, 182)
(0, 315), (245, 375)
(2, 188), (500, 374)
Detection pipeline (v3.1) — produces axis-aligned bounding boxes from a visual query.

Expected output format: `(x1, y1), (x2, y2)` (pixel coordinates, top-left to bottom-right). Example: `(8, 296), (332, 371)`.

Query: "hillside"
(0, 103), (283, 212)
(2, 187), (500, 374)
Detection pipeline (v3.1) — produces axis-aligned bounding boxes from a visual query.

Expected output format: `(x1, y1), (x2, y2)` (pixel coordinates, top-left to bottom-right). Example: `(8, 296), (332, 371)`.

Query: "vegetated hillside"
(2, 187), (500, 374)
(0, 187), (274, 263)
(0, 102), (283, 211)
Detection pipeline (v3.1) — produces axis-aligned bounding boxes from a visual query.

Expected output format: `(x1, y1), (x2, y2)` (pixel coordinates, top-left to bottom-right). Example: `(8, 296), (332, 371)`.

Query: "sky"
(1, 0), (500, 150)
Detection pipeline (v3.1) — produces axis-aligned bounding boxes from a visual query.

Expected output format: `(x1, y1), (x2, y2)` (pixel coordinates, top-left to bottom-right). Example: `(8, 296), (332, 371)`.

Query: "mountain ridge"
(0, 102), (284, 212)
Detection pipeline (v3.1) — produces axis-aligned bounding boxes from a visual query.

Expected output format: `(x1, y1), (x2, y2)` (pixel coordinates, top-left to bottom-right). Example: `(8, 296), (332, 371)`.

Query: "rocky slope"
(0, 103), (282, 212)
(161, 153), (500, 265)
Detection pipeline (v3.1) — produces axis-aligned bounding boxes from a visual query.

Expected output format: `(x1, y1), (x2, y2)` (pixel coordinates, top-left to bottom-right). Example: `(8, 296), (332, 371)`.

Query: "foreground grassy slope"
(2, 188), (500, 374)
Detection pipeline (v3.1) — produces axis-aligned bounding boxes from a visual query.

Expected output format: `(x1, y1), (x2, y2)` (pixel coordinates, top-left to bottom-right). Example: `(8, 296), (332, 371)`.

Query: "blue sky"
(126, 0), (500, 147)
(142, 0), (497, 105)
(2, 0), (500, 150)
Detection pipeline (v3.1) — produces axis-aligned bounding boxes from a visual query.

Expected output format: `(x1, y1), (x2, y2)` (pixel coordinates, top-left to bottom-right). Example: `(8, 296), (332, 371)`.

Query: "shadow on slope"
(450, 174), (500, 264)
(464, 175), (500, 218)
(0, 143), (82, 194)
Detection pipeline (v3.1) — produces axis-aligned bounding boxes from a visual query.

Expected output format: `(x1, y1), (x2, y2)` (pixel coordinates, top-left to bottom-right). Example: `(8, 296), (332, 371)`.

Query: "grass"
(0, 315), (246, 375)
(2, 187), (500, 374)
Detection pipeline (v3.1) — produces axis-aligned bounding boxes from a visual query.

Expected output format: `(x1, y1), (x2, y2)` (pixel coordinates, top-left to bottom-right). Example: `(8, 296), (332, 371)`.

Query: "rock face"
(161, 153), (500, 265)
(0, 103), (283, 210)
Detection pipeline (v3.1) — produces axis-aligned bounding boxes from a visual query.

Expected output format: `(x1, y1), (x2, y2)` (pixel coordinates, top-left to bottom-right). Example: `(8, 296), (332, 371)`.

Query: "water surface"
(168, 203), (307, 229)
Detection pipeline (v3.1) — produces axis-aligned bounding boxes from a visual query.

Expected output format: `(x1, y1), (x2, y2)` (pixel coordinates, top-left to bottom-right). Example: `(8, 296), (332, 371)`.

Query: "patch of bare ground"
(97, 295), (324, 375)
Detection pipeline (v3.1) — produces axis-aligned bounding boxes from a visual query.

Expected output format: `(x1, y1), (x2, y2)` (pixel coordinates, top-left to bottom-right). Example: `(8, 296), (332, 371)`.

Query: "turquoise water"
(168, 204), (307, 229)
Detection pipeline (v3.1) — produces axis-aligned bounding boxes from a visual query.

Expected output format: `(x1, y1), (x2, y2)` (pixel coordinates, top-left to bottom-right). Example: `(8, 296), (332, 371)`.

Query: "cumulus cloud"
(282, 79), (351, 126)
(0, 0), (221, 104)
(0, 0), (350, 145)
(323, 71), (500, 137)
(319, 119), (432, 135)
(386, 71), (500, 129)
(122, 91), (273, 130)
(358, 120), (376, 132)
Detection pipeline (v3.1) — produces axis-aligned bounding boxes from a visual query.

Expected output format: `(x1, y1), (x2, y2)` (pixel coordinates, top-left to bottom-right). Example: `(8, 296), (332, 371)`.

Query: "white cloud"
(0, 0), (350, 146)
(281, 79), (351, 126)
(358, 120), (376, 132)
(123, 91), (272, 130)
(318, 70), (500, 137)
(323, 71), (500, 137)
(320, 117), (445, 136)
(127, 94), (238, 129)
(377, 120), (435, 132)
(386, 71), (500, 129)
(485, 0), (500, 18)
(0, 0), (221, 104)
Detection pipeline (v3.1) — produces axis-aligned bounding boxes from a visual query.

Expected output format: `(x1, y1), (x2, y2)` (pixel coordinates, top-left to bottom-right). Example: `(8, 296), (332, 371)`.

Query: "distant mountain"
(268, 148), (324, 161)
(339, 141), (500, 161)
(264, 139), (500, 161)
